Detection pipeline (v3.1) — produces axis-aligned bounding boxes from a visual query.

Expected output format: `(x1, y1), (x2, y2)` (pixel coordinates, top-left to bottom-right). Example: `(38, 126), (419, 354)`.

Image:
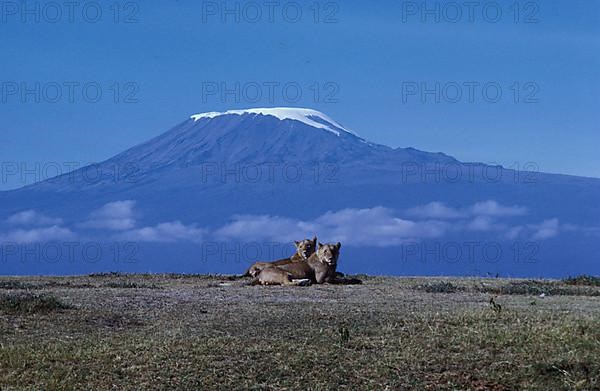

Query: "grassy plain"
(1, 274), (599, 390)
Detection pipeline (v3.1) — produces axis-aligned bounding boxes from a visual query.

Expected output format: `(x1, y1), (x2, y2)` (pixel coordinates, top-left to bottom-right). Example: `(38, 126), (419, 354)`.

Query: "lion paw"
(294, 279), (312, 287)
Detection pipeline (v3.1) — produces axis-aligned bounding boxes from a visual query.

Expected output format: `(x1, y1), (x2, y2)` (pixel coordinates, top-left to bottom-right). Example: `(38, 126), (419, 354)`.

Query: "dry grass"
(563, 275), (600, 287)
(1, 274), (599, 390)
(415, 279), (600, 297)
(0, 293), (71, 314)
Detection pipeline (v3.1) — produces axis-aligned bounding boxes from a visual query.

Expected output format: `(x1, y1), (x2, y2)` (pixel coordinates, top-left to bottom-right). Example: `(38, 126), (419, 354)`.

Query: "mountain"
(1, 108), (599, 277)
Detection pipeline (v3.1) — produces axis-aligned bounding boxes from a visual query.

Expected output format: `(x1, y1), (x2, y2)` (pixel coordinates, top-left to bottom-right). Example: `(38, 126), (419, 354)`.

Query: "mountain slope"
(1, 108), (599, 277)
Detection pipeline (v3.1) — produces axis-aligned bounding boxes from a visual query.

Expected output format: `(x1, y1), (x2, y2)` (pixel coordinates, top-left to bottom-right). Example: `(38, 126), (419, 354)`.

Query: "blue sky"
(1, 0), (598, 190)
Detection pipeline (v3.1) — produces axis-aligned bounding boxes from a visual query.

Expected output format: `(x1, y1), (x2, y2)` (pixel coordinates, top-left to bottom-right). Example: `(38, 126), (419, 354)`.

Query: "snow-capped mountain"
(1, 108), (599, 277)
(28, 107), (457, 192)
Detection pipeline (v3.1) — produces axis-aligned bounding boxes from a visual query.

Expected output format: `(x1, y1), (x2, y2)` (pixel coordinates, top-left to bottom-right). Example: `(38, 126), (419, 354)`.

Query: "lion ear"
(294, 241), (300, 247)
(336, 242), (342, 250)
(318, 242), (324, 248)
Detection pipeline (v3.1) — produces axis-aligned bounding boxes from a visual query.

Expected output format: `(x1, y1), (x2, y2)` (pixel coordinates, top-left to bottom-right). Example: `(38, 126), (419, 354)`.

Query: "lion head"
(317, 242), (341, 266)
(295, 236), (317, 259)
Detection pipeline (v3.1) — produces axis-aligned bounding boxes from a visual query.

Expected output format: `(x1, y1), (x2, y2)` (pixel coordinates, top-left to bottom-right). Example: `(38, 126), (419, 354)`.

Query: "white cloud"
(504, 226), (524, 240)
(2, 199), (571, 248)
(119, 221), (205, 243)
(77, 200), (204, 244)
(529, 218), (560, 240)
(215, 214), (316, 243)
(215, 207), (449, 247)
(80, 200), (136, 231)
(470, 200), (527, 217)
(212, 202), (568, 247)
(562, 224), (600, 237)
(405, 200), (527, 220)
(6, 210), (63, 226)
(466, 216), (500, 232)
(0, 225), (75, 243)
(1, 210), (73, 244)
(314, 207), (448, 245)
(405, 202), (465, 219)
(403, 200), (531, 238)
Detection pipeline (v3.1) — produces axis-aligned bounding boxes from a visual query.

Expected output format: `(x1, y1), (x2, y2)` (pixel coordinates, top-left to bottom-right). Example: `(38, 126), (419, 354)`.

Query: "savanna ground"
(1, 274), (599, 390)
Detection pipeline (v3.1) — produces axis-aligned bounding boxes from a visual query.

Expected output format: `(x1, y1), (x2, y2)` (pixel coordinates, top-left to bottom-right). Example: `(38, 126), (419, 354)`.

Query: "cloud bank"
(0, 200), (588, 246)
(216, 207), (448, 246)
(79, 200), (137, 231)
(6, 210), (63, 226)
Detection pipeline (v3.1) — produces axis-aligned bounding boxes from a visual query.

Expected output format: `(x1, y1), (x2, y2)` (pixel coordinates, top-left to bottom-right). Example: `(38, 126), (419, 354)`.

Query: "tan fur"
(255, 242), (344, 285)
(249, 267), (311, 287)
(243, 237), (317, 277)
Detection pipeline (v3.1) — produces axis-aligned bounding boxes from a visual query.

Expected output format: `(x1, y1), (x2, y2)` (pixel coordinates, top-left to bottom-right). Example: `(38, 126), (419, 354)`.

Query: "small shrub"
(88, 272), (124, 278)
(0, 293), (71, 314)
(0, 280), (93, 290)
(339, 327), (350, 346)
(104, 281), (159, 289)
(0, 281), (35, 290)
(477, 280), (600, 297)
(563, 275), (600, 287)
(87, 313), (144, 329)
(415, 281), (461, 293)
(43, 281), (94, 289)
(499, 281), (555, 295)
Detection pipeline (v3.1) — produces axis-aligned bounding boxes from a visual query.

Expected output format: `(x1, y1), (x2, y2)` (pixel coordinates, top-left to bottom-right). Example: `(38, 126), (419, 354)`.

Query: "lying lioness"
(252, 242), (362, 286)
(243, 236), (317, 278)
(249, 267), (312, 286)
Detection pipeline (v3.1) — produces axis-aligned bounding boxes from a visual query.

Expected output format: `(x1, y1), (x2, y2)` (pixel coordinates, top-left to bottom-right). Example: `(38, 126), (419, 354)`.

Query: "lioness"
(252, 242), (360, 285)
(278, 242), (340, 283)
(243, 236), (317, 278)
(249, 267), (312, 287)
